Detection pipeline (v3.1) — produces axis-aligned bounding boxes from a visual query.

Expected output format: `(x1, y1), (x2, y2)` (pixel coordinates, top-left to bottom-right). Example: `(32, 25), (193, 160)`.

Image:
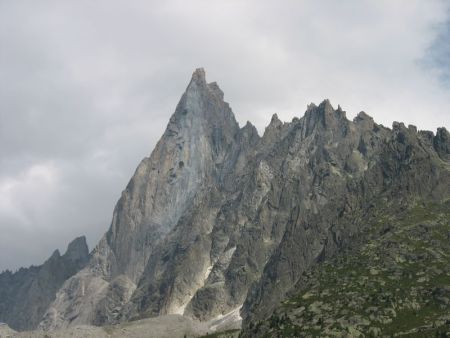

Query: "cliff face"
(0, 237), (89, 331)
(39, 68), (245, 329)
(31, 69), (450, 333)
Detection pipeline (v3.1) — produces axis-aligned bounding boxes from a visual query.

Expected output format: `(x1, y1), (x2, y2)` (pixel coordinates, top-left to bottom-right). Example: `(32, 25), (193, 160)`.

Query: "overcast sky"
(1, 0), (449, 271)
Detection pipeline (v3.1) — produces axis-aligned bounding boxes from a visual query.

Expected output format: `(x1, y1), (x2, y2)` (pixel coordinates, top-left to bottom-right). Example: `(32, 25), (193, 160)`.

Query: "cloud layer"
(1, 0), (449, 270)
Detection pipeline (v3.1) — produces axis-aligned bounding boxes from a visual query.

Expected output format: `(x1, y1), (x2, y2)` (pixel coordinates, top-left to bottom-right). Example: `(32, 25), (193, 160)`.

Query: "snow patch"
(170, 249), (239, 318)
(171, 302), (188, 315)
(203, 264), (213, 282)
(170, 263), (214, 315)
(208, 305), (242, 332)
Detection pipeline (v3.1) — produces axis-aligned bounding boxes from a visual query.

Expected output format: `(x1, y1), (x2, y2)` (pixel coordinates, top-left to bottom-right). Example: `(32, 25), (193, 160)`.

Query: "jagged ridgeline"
(0, 237), (89, 331)
(0, 69), (449, 337)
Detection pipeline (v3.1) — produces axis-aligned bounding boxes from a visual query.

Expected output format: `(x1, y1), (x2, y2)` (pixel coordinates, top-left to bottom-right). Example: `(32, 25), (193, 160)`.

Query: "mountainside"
(42, 69), (450, 333)
(240, 117), (450, 334)
(39, 68), (247, 330)
(2, 69), (449, 337)
(246, 200), (450, 337)
(0, 236), (89, 331)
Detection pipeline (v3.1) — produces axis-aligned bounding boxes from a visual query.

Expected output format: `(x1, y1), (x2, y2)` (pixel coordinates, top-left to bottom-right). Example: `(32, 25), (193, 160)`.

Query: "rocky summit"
(1, 69), (449, 337)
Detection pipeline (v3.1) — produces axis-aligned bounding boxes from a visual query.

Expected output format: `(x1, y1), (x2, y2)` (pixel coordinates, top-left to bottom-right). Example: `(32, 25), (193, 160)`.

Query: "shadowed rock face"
(246, 201), (450, 337)
(29, 69), (450, 333)
(0, 237), (89, 331)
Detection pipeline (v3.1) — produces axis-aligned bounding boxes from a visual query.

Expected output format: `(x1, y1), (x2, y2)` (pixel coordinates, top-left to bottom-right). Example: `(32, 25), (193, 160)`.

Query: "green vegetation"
(199, 329), (240, 338)
(258, 200), (450, 337)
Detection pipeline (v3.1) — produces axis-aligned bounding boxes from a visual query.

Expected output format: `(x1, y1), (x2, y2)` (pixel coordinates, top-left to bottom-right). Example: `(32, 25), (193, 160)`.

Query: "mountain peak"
(171, 68), (238, 132)
(64, 236), (89, 263)
(354, 111), (373, 122)
(434, 127), (450, 161)
(318, 98), (334, 112)
(187, 69), (225, 101)
(207, 81), (224, 100)
(353, 111), (375, 131)
(270, 113), (281, 123)
(49, 249), (61, 260)
(302, 99), (347, 136)
(190, 67), (207, 85)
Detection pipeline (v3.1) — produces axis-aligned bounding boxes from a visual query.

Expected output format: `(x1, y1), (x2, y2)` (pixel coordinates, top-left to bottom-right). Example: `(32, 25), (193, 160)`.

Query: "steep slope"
(0, 237), (89, 331)
(241, 115), (450, 332)
(40, 68), (243, 329)
(248, 201), (450, 337)
(37, 69), (450, 335)
(121, 91), (450, 330)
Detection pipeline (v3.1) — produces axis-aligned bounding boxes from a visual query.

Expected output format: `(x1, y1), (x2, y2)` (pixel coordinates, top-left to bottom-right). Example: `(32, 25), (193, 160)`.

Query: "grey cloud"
(0, 0), (449, 270)
(424, 9), (450, 86)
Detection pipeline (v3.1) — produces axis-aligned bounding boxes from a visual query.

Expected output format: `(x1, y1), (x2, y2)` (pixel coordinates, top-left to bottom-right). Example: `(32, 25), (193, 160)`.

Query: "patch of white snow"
(208, 305), (243, 332)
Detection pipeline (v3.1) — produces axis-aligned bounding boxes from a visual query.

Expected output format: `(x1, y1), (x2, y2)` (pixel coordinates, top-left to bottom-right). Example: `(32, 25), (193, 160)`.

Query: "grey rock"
(434, 127), (450, 161)
(40, 68), (244, 329)
(28, 69), (450, 336)
(0, 236), (89, 331)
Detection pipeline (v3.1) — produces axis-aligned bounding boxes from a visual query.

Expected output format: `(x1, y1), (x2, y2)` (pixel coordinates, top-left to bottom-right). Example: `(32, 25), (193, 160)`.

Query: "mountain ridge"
(0, 236), (89, 331)
(0, 69), (448, 337)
